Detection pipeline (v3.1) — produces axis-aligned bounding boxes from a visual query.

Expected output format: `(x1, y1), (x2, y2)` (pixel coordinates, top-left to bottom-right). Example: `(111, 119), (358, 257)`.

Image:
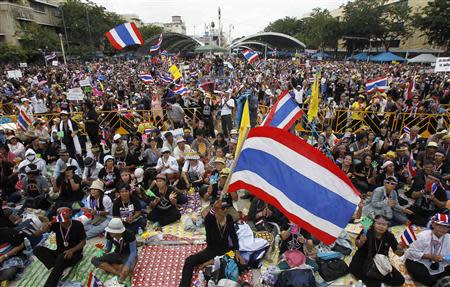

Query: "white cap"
(104, 155), (114, 162)
(134, 168), (144, 181)
(113, 134), (121, 141)
(381, 161), (394, 169)
(176, 137), (185, 144)
(161, 146), (171, 153)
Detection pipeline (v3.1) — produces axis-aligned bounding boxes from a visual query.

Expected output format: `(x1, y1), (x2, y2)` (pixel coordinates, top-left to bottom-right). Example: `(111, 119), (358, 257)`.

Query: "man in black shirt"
(34, 207), (86, 287)
(112, 184), (147, 234)
(179, 199), (244, 287)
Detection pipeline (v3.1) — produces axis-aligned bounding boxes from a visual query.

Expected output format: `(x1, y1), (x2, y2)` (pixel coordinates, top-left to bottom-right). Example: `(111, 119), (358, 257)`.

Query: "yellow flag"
(307, 73), (320, 122)
(168, 64), (182, 80)
(236, 98), (250, 160)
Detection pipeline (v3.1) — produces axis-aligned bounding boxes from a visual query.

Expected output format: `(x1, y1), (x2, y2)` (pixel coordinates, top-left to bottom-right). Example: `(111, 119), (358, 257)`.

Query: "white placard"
(67, 87), (84, 101)
(79, 78), (91, 87)
(19, 63), (28, 68)
(434, 57), (450, 72)
(161, 128), (183, 140)
(52, 60), (58, 66)
(6, 70), (22, 79)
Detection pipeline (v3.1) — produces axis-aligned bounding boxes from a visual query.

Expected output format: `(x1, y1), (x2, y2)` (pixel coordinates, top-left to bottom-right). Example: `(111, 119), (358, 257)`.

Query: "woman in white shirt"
(7, 135), (25, 159)
(405, 213), (450, 286)
(181, 151), (205, 189)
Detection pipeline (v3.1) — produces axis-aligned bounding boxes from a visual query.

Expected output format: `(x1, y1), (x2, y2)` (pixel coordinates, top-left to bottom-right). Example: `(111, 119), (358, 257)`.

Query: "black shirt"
(56, 174), (83, 202)
(51, 220), (86, 254)
(112, 195), (142, 220)
(106, 230), (136, 255)
(354, 229), (398, 259)
(204, 212), (239, 254)
(98, 167), (121, 189)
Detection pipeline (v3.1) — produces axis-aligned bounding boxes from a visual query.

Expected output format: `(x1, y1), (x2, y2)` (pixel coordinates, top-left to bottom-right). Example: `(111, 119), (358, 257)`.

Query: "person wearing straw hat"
(91, 218), (138, 283)
(405, 213), (450, 286)
(81, 180), (112, 239)
(7, 134), (25, 159)
(180, 151), (205, 190)
(34, 207), (86, 287)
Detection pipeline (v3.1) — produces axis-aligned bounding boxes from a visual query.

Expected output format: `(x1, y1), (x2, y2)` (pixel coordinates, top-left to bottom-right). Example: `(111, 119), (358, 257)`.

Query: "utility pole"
(59, 33), (67, 66)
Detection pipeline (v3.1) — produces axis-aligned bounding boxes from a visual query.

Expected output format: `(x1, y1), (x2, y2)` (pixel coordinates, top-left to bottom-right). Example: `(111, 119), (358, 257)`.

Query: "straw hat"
(185, 151), (200, 160)
(105, 218), (126, 234)
(89, 180), (104, 192)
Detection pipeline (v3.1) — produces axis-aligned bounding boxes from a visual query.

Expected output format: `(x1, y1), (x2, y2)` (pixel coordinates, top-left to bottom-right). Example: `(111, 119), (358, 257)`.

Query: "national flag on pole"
(17, 110), (32, 131)
(236, 99), (250, 160)
(242, 49), (259, 63)
(160, 50), (168, 57)
(105, 22), (144, 50)
(407, 152), (416, 178)
(87, 272), (104, 287)
(150, 33), (163, 52)
(44, 52), (56, 62)
(261, 90), (303, 130)
(400, 224), (417, 247)
(228, 127), (361, 244)
(174, 86), (189, 95)
(403, 125), (410, 135)
(138, 74), (154, 84)
(366, 77), (388, 93)
(405, 76), (416, 100)
(307, 73), (320, 122)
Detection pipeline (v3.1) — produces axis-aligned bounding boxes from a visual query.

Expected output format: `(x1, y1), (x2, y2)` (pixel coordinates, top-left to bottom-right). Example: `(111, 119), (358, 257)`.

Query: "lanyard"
(60, 221), (72, 247)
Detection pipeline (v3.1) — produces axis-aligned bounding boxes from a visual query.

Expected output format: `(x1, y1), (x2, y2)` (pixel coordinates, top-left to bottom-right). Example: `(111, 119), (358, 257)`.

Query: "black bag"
(318, 258), (349, 282)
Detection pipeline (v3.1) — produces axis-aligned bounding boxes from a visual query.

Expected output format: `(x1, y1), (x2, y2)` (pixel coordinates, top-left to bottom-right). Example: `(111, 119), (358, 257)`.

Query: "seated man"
(34, 207), (86, 287)
(112, 184), (147, 234)
(91, 218), (137, 283)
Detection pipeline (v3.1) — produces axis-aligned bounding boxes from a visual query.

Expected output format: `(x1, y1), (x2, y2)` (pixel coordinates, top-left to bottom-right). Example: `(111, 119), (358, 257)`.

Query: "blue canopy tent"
(311, 52), (331, 59)
(371, 52), (406, 62)
(348, 52), (369, 61)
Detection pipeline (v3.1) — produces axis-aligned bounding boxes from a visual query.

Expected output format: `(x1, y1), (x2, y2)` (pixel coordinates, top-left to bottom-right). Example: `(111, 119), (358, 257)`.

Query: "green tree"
(413, 0), (450, 52)
(264, 17), (304, 38)
(140, 24), (163, 41)
(301, 8), (341, 50)
(18, 23), (60, 56)
(60, 0), (124, 54)
(0, 44), (27, 64)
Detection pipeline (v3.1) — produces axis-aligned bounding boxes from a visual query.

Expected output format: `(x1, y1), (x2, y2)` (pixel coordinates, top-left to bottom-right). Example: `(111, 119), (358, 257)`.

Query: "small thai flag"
(87, 272), (104, 287)
(0, 243), (12, 254)
(189, 71), (198, 78)
(407, 152), (416, 178)
(160, 76), (173, 84)
(174, 86), (189, 95)
(400, 224), (416, 246)
(426, 182), (439, 194)
(55, 213), (66, 223)
(17, 110), (32, 131)
(403, 125), (410, 134)
(144, 128), (152, 135)
(366, 77), (388, 93)
(44, 52), (57, 62)
(242, 49), (259, 63)
(105, 22), (143, 50)
(160, 50), (168, 57)
(150, 33), (163, 53)
(138, 74), (154, 84)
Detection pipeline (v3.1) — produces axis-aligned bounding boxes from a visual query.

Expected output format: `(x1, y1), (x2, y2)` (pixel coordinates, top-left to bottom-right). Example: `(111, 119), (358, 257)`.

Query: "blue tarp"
(311, 52), (331, 59)
(370, 52), (406, 62)
(348, 52), (369, 61)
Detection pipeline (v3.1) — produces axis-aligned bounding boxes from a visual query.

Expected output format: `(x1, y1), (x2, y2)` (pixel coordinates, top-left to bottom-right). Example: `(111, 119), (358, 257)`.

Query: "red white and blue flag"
(160, 75), (173, 84)
(87, 272), (104, 287)
(400, 224), (416, 246)
(228, 127), (361, 244)
(44, 52), (57, 62)
(403, 125), (410, 135)
(160, 50), (168, 57)
(405, 75), (416, 100)
(242, 49), (259, 63)
(366, 77), (388, 93)
(138, 74), (154, 84)
(150, 34), (163, 52)
(17, 110), (32, 131)
(174, 85), (189, 95)
(261, 90), (303, 130)
(407, 152), (416, 178)
(105, 22), (143, 50)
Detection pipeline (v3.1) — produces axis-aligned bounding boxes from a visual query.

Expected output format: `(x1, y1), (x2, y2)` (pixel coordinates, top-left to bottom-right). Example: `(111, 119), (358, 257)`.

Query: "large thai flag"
(150, 33), (163, 52)
(17, 110), (32, 131)
(366, 77), (388, 93)
(105, 22), (143, 50)
(261, 90), (303, 130)
(228, 127), (361, 244)
(138, 74), (154, 84)
(174, 86), (189, 95)
(242, 49), (259, 63)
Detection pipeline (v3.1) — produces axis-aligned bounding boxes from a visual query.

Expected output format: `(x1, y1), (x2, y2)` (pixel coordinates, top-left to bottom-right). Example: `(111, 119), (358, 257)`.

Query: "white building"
(149, 16), (186, 35)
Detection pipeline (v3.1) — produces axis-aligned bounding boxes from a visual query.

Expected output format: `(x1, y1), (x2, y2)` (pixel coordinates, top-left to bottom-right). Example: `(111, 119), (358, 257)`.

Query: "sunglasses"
(385, 181), (397, 185)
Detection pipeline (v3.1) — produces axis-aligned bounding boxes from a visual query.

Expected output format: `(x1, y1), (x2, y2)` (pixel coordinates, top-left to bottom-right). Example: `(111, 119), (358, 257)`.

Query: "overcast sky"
(90, 0), (348, 39)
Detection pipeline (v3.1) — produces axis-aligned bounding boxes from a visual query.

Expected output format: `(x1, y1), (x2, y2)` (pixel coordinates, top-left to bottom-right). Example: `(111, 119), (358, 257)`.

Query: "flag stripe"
(114, 24), (135, 46)
(106, 30), (125, 49)
(124, 22), (141, 45)
(270, 98), (301, 127)
(130, 22), (144, 44)
(278, 109), (303, 130)
(233, 148), (357, 225)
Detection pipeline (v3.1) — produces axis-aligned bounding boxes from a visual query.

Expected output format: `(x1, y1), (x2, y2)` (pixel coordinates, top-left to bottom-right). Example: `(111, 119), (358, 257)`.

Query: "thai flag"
(407, 152), (416, 178)
(138, 74), (154, 84)
(261, 90), (304, 130)
(228, 127), (361, 244)
(160, 50), (168, 57)
(144, 128), (152, 135)
(44, 52), (56, 62)
(174, 86), (189, 95)
(400, 225), (416, 246)
(17, 110), (32, 131)
(105, 22), (144, 50)
(426, 182), (439, 194)
(189, 71), (198, 78)
(403, 125), (410, 134)
(150, 33), (163, 52)
(160, 76), (173, 84)
(405, 76), (416, 100)
(55, 213), (66, 223)
(87, 272), (104, 287)
(242, 49), (259, 64)
(366, 77), (388, 93)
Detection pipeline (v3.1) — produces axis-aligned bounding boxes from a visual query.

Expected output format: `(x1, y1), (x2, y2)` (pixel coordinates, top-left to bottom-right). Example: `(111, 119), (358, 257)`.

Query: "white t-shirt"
(156, 156), (179, 174)
(221, 98), (235, 116)
(182, 160), (205, 177)
(86, 194), (113, 214)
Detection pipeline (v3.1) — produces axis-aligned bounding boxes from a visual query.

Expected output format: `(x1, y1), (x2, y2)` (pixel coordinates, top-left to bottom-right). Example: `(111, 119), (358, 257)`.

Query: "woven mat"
(180, 193), (202, 215)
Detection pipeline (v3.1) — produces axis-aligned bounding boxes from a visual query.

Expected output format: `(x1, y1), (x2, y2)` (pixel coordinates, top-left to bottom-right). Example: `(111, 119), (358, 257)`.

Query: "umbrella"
(407, 54), (436, 64)
(38, 80), (48, 86)
(194, 45), (228, 54)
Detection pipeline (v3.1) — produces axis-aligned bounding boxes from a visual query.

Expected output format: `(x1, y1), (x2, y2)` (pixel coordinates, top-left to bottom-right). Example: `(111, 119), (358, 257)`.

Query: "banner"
(19, 63), (28, 68)
(52, 60), (59, 66)
(7, 70), (22, 79)
(67, 87), (84, 101)
(434, 57), (450, 72)
(168, 64), (182, 80)
(79, 78), (91, 87)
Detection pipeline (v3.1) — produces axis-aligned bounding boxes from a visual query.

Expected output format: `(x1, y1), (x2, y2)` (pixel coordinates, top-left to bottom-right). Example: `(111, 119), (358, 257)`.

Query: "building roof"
(230, 32), (306, 50)
(135, 32), (203, 55)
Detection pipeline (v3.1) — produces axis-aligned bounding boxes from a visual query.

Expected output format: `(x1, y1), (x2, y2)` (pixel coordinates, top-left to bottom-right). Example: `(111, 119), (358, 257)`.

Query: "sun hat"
(84, 157), (96, 168)
(105, 218), (126, 234)
(161, 146), (171, 153)
(134, 168), (144, 182)
(220, 167), (231, 177)
(432, 213), (449, 226)
(104, 155), (114, 163)
(214, 157), (226, 165)
(427, 141), (438, 148)
(185, 151), (200, 160)
(89, 180), (104, 192)
(113, 134), (121, 141)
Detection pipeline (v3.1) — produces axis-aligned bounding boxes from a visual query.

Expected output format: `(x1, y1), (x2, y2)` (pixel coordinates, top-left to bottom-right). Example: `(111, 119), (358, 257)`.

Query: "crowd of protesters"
(0, 55), (449, 287)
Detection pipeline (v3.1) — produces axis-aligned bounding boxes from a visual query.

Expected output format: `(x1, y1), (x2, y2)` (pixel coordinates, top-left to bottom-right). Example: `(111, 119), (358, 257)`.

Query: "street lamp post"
(59, 33), (67, 66)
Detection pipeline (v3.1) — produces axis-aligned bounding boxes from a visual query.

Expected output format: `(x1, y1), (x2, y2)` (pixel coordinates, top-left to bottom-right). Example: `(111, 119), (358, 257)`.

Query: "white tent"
(407, 53), (436, 63)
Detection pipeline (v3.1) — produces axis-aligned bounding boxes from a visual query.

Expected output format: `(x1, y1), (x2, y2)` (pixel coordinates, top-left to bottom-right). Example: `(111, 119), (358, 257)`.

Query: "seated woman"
(148, 174), (181, 228)
(180, 151), (206, 192)
(112, 184), (147, 234)
(81, 180), (112, 239)
(353, 154), (377, 194)
(179, 200), (245, 287)
(91, 218), (137, 283)
(248, 197), (287, 232)
(0, 227), (28, 282)
(405, 213), (450, 286)
(98, 155), (121, 197)
(349, 214), (405, 287)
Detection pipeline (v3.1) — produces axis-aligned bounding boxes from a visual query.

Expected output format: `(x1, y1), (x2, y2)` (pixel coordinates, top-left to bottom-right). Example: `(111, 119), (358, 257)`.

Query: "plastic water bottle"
(138, 227), (143, 236)
(23, 238), (33, 256)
